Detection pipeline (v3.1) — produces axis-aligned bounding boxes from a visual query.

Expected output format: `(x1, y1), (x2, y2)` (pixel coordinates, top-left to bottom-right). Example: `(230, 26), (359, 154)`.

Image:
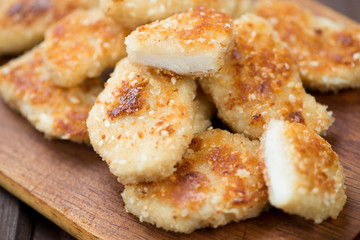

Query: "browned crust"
(0, 46), (103, 142)
(132, 130), (267, 210)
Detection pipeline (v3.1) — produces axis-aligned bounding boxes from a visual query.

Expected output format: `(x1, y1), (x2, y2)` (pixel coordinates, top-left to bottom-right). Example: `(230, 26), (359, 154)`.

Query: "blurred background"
(318, 0), (360, 21)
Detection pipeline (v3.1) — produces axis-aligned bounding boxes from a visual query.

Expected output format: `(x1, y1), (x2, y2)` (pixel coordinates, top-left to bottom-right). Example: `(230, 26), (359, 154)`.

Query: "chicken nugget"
(87, 58), (197, 184)
(0, 0), (98, 55)
(233, 0), (253, 19)
(199, 14), (333, 139)
(122, 129), (268, 233)
(256, 0), (360, 92)
(0, 45), (103, 143)
(100, 0), (251, 30)
(262, 120), (346, 223)
(43, 9), (126, 88)
(125, 7), (234, 77)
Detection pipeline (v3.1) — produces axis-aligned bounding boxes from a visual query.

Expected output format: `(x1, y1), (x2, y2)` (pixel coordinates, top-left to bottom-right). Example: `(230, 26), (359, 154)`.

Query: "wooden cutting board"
(0, 1), (360, 239)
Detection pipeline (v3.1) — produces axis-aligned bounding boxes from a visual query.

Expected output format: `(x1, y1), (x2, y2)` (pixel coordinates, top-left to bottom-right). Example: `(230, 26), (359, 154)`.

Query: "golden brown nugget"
(100, 0), (251, 30)
(256, 0), (360, 92)
(0, 45), (103, 143)
(0, 0), (98, 55)
(262, 120), (346, 223)
(87, 58), (197, 184)
(43, 9), (126, 88)
(125, 7), (234, 77)
(233, 0), (253, 19)
(199, 14), (333, 139)
(122, 129), (268, 233)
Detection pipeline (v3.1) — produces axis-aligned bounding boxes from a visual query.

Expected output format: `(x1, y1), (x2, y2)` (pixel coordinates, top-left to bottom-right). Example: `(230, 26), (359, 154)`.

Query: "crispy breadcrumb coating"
(87, 58), (197, 184)
(123, 129), (268, 233)
(199, 14), (333, 139)
(256, 0), (360, 92)
(0, 45), (103, 142)
(262, 120), (346, 223)
(125, 7), (234, 77)
(0, 0), (98, 55)
(100, 0), (251, 30)
(43, 9), (126, 88)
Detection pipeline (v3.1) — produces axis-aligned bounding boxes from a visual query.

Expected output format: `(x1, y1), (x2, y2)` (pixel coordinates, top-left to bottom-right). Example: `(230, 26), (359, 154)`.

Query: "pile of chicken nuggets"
(1, 0), (359, 234)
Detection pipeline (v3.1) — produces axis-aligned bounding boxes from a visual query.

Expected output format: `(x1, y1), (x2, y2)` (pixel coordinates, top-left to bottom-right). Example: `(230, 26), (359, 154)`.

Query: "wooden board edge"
(0, 171), (96, 240)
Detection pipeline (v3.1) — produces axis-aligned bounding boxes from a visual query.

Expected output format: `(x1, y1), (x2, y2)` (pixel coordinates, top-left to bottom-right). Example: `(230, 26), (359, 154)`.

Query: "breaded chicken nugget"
(233, 0), (253, 19)
(256, 0), (360, 92)
(87, 58), (197, 184)
(0, 45), (103, 143)
(125, 7), (234, 77)
(262, 120), (346, 223)
(122, 129), (268, 233)
(199, 14), (333, 139)
(100, 0), (251, 30)
(43, 9), (126, 88)
(0, 0), (98, 55)
(194, 89), (215, 134)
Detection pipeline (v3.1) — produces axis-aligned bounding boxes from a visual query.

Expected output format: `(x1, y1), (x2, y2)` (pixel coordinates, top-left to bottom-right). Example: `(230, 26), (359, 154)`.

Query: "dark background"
(1, 1), (360, 240)
(318, 0), (360, 22)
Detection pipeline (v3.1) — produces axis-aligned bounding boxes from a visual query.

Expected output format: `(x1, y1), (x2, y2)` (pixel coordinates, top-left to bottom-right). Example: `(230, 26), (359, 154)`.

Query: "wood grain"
(0, 1), (360, 240)
(0, 188), (33, 240)
(0, 187), (20, 240)
(0, 186), (75, 240)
